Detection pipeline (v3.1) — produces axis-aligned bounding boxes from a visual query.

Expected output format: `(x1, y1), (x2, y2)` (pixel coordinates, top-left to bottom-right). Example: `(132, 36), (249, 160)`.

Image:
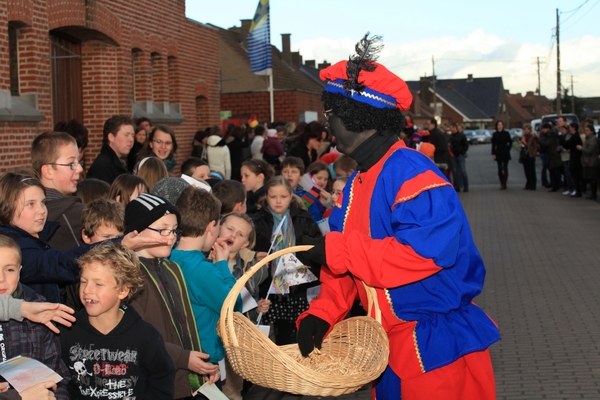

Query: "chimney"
(281, 33), (291, 65)
(240, 19), (252, 49)
(291, 52), (302, 68)
(317, 61), (331, 69)
(467, 74), (473, 82)
(305, 59), (316, 68)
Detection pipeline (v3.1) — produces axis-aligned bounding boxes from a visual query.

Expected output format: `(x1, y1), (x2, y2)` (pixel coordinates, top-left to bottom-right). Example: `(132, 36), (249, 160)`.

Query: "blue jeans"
(452, 155), (469, 190)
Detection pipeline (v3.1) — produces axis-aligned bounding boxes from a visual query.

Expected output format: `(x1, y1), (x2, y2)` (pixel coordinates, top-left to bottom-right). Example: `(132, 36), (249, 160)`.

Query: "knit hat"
(418, 142), (435, 158)
(124, 193), (181, 234)
(320, 34), (412, 111)
(151, 177), (190, 205)
(267, 129), (277, 137)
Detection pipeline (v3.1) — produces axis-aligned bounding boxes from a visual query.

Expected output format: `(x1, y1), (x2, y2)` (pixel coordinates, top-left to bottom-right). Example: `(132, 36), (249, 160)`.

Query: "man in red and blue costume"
(297, 34), (500, 400)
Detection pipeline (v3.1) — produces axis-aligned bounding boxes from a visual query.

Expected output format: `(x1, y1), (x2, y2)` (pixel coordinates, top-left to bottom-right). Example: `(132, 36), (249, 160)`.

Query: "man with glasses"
(31, 131), (86, 251)
(87, 115), (135, 184)
(297, 34), (499, 400)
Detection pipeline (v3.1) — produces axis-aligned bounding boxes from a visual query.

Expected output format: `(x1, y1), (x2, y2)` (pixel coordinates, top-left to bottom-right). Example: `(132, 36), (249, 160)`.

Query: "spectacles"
(48, 161), (84, 170)
(323, 109), (333, 121)
(152, 139), (173, 147)
(146, 227), (182, 237)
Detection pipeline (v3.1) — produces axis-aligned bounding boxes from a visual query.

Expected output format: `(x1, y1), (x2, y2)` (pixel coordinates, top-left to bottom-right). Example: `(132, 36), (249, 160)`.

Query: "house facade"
(1, 0), (221, 173)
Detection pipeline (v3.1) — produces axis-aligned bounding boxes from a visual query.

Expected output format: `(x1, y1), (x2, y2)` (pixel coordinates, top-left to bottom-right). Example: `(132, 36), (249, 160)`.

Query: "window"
(9, 24), (19, 96)
(50, 34), (83, 124)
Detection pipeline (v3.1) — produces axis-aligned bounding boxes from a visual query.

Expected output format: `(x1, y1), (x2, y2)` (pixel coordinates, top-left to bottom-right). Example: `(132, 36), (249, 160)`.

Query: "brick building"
(211, 21), (326, 124)
(0, 0), (220, 173)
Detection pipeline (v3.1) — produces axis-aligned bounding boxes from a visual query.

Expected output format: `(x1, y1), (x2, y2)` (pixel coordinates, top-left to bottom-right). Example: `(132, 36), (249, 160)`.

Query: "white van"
(531, 118), (541, 133)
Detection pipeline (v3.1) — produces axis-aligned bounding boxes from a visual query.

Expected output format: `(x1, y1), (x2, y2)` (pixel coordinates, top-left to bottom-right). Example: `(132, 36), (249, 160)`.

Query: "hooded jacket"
(0, 223), (92, 303)
(60, 305), (175, 399)
(206, 135), (231, 179)
(45, 188), (85, 251)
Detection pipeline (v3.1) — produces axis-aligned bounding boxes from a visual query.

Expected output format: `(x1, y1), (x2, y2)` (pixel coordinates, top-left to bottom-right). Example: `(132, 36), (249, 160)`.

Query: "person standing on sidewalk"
(535, 123), (563, 192)
(520, 124), (538, 190)
(491, 120), (512, 189)
(577, 125), (599, 200)
(449, 123), (469, 192)
(296, 33), (500, 400)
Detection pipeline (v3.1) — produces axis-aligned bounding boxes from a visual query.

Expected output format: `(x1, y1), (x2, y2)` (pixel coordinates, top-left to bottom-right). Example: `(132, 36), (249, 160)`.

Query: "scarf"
(269, 208), (295, 275)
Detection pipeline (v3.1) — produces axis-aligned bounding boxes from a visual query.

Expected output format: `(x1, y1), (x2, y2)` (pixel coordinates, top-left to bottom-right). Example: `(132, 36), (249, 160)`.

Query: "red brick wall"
(0, 0), (221, 173)
(221, 90), (323, 123)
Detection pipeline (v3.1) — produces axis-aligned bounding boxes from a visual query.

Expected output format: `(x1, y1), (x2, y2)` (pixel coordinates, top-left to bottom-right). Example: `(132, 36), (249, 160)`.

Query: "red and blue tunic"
(298, 140), (500, 395)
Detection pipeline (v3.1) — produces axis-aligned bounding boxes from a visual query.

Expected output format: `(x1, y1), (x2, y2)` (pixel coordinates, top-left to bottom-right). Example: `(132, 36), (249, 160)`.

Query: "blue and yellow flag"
(248, 0), (272, 76)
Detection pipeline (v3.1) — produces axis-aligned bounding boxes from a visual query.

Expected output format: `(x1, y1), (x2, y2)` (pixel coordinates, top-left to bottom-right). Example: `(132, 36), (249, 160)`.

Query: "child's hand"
(256, 252), (267, 261)
(188, 351), (220, 376)
(121, 230), (170, 251)
(257, 299), (271, 314)
(212, 238), (229, 262)
(319, 190), (331, 205)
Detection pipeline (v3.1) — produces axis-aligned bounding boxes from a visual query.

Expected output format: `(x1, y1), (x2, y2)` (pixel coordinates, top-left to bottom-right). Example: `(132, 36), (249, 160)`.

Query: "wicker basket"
(218, 245), (390, 397)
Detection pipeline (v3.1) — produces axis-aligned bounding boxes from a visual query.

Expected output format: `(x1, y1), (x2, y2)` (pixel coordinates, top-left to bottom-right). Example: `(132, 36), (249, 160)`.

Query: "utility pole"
(536, 57), (543, 95)
(556, 8), (562, 114)
(570, 75), (575, 113)
(432, 55), (438, 121)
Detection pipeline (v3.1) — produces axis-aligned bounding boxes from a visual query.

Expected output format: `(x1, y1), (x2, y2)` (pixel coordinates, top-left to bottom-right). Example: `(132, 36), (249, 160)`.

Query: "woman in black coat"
(226, 125), (249, 181)
(562, 122), (583, 197)
(491, 120), (513, 190)
(286, 121), (324, 169)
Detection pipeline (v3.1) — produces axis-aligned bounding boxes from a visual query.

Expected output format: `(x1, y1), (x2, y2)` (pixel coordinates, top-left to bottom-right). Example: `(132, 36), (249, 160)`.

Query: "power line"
(563, 0), (600, 32)
(561, 0), (589, 15)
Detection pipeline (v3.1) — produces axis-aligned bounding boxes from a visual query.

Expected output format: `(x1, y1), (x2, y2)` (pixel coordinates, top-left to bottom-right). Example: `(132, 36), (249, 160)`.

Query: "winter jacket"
(170, 249), (242, 363)
(287, 141), (317, 170)
(45, 188), (85, 251)
(86, 143), (128, 185)
(428, 128), (452, 166)
(491, 129), (513, 162)
(250, 201), (321, 255)
(562, 132), (583, 174)
(60, 305), (175, 399)
(262, 137), (284, 158)
(206, 135), (231, 179)
(129, 257), (204, 399)
(226, 136), (249, 181)
(246, 185), (265, 215)
(1, 284), (69, 400)
(536, 129), (563, 169)
(449, 131), (469, 157)
(581, 134), (600, 168)
(521, 133), (539, 159)
(0, 223), (93, 303)
(250, 136), (264, 160)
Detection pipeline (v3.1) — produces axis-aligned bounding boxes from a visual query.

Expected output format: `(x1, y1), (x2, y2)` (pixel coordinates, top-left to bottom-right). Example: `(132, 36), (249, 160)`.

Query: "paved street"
(243, 143), (600, 400)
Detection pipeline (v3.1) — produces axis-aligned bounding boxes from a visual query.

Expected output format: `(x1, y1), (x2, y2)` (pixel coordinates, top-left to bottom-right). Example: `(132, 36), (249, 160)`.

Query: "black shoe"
(571, 193), (582, 198)
(586, 195), (597, 200)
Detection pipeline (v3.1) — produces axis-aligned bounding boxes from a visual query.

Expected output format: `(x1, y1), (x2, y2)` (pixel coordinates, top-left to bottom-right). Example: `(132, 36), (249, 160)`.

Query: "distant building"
(211, 21), (326, 124)
(406, 75), (510, 129)
(0, 0), (221, 173)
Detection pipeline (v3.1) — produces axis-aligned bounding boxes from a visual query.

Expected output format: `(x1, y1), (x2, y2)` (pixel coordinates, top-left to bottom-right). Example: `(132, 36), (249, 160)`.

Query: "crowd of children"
(0, 115), (359, 399)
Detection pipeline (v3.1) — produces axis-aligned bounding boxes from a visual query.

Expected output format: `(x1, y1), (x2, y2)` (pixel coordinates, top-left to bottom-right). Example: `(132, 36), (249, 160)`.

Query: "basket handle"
(219, 245), (314, 348)
(362, 281), (382, 324)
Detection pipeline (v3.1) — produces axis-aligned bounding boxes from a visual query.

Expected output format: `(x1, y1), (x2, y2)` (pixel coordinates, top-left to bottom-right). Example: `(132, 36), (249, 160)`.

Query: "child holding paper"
(249, 176), (321, 345)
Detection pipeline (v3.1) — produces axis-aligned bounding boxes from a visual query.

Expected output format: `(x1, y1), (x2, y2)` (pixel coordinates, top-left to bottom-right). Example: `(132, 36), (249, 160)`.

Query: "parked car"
(509, 128), (523, 140)
(531, 118), (541, 133)
(541, 113), (579, 128)
(473, 129), (492, 144)
(464, 130), (478, 145)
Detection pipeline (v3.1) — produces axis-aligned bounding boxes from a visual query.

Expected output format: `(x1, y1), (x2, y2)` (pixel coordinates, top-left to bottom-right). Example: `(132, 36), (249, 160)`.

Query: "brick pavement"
(242, 144), (600, 399)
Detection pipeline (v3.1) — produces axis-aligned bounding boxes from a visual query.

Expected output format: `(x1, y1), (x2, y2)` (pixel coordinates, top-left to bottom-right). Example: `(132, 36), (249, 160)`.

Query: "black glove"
(301, 235), (327, 267)
(297, 315), (331, 357)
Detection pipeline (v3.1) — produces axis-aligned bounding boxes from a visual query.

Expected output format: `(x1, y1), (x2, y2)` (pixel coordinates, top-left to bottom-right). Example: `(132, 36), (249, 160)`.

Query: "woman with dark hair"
(577, 124), (599, 200)
(226, 125), (249, 181)
(137, 125), (179, 173)
(564, 122), (583, 197)
(491, 120), (513, 189)
(287, 121), (324, 169)
(191, 128), (210, 160)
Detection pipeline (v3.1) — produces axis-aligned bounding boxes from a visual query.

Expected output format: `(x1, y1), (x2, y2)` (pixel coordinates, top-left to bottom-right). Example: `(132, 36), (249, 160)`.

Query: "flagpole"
(269, 72), (274, 123)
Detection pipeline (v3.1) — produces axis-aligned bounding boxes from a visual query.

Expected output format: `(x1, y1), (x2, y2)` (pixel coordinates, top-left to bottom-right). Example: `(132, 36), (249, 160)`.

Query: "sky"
(186, 0), (600, 99)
